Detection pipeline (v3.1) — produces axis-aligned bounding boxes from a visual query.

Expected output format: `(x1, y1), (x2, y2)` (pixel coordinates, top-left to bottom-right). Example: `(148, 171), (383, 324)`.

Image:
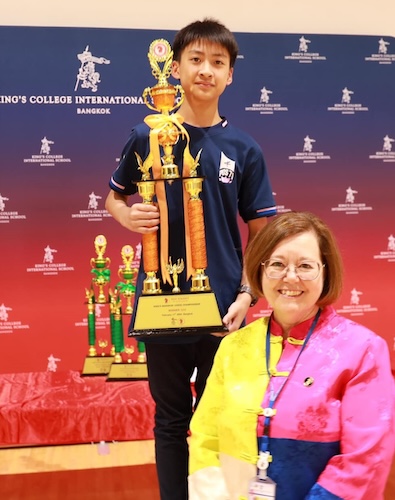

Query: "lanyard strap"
(259, 309), (321, 454)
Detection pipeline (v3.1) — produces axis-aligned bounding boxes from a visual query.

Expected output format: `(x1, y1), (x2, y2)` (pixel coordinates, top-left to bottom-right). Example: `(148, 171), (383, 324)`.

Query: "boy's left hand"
(211, 295), (251, 337)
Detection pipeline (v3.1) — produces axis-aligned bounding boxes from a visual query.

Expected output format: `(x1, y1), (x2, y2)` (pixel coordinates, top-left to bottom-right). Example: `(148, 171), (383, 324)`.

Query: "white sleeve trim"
(188, 466), (230, 500)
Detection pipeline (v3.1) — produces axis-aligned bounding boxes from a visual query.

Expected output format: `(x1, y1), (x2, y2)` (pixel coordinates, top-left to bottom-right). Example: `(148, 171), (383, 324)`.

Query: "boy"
(105, 18), (276, 500)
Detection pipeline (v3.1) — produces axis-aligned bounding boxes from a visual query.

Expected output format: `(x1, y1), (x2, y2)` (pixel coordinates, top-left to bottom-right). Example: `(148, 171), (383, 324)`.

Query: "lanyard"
(259, 309), (321, 454)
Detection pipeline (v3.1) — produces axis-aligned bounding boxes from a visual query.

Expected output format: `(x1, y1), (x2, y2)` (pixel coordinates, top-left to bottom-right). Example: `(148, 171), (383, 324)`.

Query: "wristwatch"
(237, 284), (258, 307)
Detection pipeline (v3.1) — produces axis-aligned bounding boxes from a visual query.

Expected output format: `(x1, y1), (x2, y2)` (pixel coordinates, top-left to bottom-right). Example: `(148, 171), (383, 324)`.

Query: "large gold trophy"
(131, 39), (225, 337)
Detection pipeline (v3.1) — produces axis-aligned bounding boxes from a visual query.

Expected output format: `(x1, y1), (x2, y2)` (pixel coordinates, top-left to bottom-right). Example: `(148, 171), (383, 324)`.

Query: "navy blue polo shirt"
(109, 118), (276, 343)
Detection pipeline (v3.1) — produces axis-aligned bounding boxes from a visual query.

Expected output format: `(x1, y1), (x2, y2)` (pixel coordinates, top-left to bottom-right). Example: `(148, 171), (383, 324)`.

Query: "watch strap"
(237, 284), (258, 307)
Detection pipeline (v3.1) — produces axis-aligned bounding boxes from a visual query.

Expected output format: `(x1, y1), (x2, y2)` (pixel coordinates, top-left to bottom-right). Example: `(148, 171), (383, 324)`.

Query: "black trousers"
(145, 335), (222, 500)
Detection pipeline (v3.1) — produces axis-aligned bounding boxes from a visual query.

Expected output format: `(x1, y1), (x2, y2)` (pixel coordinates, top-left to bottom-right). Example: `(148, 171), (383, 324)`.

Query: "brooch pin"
(303, 377), (314, 387)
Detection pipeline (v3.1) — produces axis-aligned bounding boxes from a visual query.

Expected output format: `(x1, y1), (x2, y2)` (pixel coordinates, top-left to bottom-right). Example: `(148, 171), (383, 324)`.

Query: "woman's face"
(262, 231), (324, 331)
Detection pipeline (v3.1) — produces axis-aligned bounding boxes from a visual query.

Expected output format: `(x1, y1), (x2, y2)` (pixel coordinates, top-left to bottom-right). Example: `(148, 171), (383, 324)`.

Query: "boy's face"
(171, 41), (233, 104)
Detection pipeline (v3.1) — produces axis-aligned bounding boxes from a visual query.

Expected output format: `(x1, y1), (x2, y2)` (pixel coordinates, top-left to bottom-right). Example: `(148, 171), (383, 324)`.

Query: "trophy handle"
(168, 85), (184, 114)
(142, 87), (158, 112)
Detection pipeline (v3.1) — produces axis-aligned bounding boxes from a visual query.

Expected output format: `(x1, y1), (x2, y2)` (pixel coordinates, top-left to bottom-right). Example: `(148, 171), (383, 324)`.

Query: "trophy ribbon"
(144, 112), (196, 282)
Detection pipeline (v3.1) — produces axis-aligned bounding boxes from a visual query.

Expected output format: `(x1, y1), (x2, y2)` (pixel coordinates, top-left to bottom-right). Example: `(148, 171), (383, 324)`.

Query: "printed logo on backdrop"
(0, 303), (30, 334)
(75, 303), (110, 331)
(369, 134), (395, 162)
(134, 242), (142, 265)
(26, 245), (75, 275)
(23, 136), (72, 167)
(373, 234), (395, 262)
(74, 45), (110, 93)
(0, 193), (27, 223)
(244, 85), (288, 115)
(331, 186), (373, 215)
(288, 135), (331, 163)
(0, 44), (144, 115)
(365, 38), (395, 65)
(337, 287), (378, 317)
(47, 354), (61, 372)
(327, 87), (369, 114)
(284, 36), (327, 63)
(252, 304), (273, 320)
(74, 43), (144, 115)
(272, 191), (292, 214)
(71, 191), (112, 222)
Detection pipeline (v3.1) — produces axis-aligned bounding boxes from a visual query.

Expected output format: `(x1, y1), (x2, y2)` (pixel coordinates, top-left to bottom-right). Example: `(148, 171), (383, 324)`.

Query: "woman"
(188, 211), (395, 500)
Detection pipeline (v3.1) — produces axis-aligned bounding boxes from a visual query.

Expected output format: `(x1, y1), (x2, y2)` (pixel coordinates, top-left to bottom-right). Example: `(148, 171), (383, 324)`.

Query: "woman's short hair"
(245, 211), (343, 307)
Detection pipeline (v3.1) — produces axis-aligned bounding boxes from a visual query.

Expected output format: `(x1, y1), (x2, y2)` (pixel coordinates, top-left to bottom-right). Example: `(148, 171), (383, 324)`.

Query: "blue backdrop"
(0, 26), (394, 373)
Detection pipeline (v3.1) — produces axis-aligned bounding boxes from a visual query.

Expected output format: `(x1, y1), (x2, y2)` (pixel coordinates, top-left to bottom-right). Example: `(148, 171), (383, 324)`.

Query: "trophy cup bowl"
(91, 257), (107, 269)
(149, 85), (178, 113)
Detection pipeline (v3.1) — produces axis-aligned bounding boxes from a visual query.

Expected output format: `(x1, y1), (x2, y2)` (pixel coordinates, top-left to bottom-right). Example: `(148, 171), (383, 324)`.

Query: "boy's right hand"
(122, 203), (160, 234)
(105, 191), (160, 234)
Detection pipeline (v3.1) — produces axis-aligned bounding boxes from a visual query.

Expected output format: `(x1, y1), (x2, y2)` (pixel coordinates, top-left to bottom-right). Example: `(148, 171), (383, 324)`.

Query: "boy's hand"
(211, 294), (251, 337)
(121, 203), (160, 234)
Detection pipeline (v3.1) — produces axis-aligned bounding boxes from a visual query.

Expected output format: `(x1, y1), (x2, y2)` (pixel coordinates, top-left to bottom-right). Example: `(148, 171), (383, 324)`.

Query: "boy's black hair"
(172, 18), (239, 67)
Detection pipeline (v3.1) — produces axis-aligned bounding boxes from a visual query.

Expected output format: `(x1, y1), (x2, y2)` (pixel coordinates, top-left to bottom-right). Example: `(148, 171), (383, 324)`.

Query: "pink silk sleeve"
(314, 334), (395, 499)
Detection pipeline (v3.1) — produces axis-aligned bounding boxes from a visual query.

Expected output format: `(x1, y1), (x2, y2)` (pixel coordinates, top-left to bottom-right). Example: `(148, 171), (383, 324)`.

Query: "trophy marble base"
(130, 291), (227, 338)
(107, 362), (148, 381)
(81, 355), (114, 376)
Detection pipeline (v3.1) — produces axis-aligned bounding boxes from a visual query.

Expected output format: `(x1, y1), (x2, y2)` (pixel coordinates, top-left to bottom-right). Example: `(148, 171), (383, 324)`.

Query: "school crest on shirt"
(218, 152), (235, 184)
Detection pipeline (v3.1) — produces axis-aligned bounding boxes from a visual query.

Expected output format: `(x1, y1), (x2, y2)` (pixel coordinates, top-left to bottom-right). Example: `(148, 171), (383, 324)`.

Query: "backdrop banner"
(0, 26), (394, 373)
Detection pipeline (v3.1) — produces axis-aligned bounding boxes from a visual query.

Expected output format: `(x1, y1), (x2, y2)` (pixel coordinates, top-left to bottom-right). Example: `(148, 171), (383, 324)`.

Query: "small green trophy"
(107, 245), (148, 380)
(81, 235), (114, 376)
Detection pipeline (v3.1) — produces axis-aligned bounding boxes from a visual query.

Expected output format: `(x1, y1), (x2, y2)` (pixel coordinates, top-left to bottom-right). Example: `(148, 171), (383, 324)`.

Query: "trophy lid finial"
(148, 39), (173, 87)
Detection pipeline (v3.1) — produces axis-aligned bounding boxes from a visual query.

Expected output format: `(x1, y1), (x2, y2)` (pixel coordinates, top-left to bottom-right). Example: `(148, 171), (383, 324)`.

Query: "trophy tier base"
(107, 362), (148, 381)
(130, 324), (228, 338)
(130, 291), (227, 338)
(81, 355), (114, 376)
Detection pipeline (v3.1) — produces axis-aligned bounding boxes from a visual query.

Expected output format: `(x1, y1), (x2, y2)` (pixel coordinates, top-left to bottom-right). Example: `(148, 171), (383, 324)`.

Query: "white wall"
(2, 0), (394, 36)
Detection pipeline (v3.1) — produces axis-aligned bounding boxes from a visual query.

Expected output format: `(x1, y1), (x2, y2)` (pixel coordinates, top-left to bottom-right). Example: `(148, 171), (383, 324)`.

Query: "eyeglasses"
(262, 259), (325, 281)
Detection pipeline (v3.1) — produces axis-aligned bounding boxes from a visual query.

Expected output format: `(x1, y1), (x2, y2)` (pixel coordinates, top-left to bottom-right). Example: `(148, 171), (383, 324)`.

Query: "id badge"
(248, 475), (276, 499)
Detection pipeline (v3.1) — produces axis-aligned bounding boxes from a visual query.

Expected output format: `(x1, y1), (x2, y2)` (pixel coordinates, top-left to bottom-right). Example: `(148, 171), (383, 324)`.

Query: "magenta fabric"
(257, 307), (395, 499)
(0, 370), (155, 445)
